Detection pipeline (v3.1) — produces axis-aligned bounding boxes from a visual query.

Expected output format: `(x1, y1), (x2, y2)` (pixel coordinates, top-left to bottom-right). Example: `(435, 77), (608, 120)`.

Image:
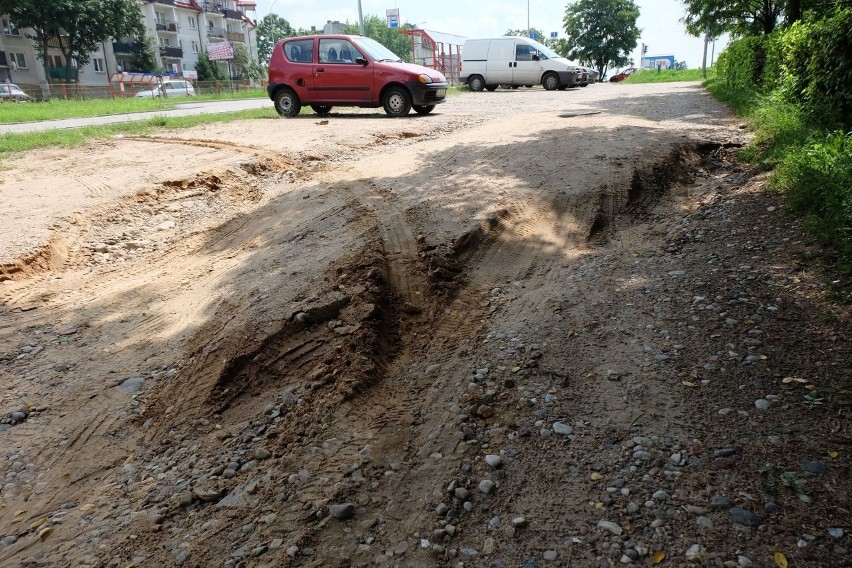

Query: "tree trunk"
(786, 0), (802, 25)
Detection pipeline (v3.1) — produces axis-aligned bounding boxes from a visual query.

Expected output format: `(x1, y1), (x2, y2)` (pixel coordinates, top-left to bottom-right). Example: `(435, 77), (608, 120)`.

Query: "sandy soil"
(0, 83), (849, 568)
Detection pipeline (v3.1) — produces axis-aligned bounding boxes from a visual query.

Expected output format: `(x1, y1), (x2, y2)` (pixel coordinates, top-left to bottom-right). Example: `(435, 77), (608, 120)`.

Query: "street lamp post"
(358, 0), (365, 35)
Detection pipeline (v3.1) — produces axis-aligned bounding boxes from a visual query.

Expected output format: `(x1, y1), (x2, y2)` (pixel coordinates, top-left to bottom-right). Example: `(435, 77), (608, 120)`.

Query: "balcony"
(226, 31), (244, 42)
(155, 20), (178, 33)
(202, 2), (225, 13)
(160, 46), (183, 58)
(222, 8), (244, 19)
(207, 26), (226, 38)
(49, 66), (78, 80)
(112, 41), (142, 54)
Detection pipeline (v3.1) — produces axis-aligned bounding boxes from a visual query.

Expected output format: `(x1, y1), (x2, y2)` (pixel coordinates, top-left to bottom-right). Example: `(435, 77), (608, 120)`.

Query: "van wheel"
(468, 75), (485, 92)
(310, 104), (333, 116)
(485, 84), (498, 91)
(542, 72), (560, 91)
(413, 105), (435, 115)
(274, 88), (301, 117)
(524, 85), (533, 88)
(383, 86), (412, 117)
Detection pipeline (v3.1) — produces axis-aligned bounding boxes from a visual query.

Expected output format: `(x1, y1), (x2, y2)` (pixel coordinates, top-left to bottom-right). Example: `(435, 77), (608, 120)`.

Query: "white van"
(460, 37), (584, 91)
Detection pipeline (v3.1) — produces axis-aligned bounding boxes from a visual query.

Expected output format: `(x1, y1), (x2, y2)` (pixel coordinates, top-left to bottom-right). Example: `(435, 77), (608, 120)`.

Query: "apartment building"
(0, 0), (257, 87)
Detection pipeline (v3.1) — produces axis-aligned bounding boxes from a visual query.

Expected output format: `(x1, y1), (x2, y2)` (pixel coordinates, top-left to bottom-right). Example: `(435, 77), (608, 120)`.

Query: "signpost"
(386, 8), (400, 29)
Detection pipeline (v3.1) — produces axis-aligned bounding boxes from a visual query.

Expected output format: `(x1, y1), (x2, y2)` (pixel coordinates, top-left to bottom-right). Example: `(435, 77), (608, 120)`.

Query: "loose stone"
(328, 503), (355, 520)
(484, 455), (503, 468)
(597, 520), (622, 535)
(478, 480), (496, 495)
(729, 508), (760, 527)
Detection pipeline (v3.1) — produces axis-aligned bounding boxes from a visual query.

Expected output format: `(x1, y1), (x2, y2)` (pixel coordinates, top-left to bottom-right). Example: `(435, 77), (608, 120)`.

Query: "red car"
(267, 35), (449, 118)
(609, 67), (638, 82)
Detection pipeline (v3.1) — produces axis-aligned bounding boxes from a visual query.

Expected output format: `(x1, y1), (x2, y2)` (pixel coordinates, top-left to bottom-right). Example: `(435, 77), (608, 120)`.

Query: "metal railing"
(155, 20), (178, 32)
(207, 27), (226, 38)
(113, 42), (142, 54)
(160, 47), (183, 58)
(48, 66), (78, 80)
(226, 31), (244, 42)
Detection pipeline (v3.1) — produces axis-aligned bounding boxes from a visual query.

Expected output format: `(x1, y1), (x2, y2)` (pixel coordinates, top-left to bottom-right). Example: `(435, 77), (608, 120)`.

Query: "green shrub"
(773, 131), (852, 268)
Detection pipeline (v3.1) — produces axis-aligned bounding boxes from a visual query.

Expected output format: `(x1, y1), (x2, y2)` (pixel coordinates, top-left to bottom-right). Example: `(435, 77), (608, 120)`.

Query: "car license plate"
(435, 89), (446, 97)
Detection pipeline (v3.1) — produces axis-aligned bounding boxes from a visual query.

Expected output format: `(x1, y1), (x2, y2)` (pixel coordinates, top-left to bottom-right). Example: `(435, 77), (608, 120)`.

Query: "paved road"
(0, 98), (271, 134)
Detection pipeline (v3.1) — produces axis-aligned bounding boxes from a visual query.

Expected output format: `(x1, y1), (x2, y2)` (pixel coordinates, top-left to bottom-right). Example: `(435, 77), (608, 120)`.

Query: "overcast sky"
(250, 0), (727, 69)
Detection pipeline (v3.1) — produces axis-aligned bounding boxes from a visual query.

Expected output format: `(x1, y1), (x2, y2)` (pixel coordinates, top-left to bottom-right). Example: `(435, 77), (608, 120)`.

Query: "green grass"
(0, 89), (267, 124)
(0, 107), (278, 157)
(706, 76), (852, 276)
(624, 67), (717, 83)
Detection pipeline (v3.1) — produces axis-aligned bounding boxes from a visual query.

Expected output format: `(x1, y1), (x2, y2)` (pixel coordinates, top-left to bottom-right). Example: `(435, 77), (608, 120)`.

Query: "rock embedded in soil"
(478, 480), (496, 494)
(597, 520), (622, 535)
(484, 454), (503, 468)
(801, 460), (826, 474)
(729, 508), (760, 527)
(328, 503), (355, 520)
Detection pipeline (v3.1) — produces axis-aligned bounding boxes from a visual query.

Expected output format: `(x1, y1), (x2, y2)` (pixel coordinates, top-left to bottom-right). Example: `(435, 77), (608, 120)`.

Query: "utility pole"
(527, 0), (530, 34)
(701, 24), (709, 77)
(358, 0), (365, 35)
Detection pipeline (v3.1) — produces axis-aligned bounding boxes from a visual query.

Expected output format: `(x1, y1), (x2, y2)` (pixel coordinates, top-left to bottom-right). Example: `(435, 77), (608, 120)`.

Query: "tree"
(231, 42), (250, 78)
(680, 0), (784, 36)
(256, 13), (295, 66)
(0, 0), (143, 82)
(195, 51), (226, 81)
(130, 34), (158, 73)
(343, 15), (412, 62)
(0, 0), (64, 82)
(562, 0), (642, 81)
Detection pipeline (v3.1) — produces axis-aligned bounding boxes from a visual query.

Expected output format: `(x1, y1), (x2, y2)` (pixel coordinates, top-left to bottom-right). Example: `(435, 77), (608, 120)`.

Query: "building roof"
(409, 28), (467, 46)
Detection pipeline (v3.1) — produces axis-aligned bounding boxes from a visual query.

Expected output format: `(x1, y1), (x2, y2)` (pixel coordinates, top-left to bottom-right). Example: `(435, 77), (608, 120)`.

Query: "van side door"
(485, 39), (514, 85)
(513, 43), (542, 85)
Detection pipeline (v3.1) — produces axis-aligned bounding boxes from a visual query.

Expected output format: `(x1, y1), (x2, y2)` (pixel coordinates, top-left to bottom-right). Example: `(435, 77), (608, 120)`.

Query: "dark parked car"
(267, 34), (449, 118)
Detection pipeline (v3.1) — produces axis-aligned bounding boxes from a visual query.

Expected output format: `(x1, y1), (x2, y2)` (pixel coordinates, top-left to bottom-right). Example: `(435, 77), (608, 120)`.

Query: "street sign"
(529, 32), (537, 39)
(551, 32), (558, 38)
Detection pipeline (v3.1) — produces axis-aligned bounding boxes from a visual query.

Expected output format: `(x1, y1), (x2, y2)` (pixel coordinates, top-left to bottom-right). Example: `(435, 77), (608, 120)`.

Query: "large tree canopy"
(680, 0), (785, 36)
(562, 0), (642, 81)
(0, 0), (142, 82)
(256, 13), (295, 66)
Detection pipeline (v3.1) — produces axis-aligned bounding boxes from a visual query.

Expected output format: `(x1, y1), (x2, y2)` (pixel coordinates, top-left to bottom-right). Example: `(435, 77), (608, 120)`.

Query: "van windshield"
(525, 39), (560, 60)
(352, 36), (402, 62)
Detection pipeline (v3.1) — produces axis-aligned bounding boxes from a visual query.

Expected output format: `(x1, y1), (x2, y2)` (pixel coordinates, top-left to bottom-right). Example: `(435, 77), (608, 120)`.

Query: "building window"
(188, 16), (197, 30)
(93, 58), (106, 72)
(155, 12), (166, 25)
(10, 53), (27, 69)
(2, 18), (20, 35)
(49, 55), (62, 67)
(191, 41), (199, 54)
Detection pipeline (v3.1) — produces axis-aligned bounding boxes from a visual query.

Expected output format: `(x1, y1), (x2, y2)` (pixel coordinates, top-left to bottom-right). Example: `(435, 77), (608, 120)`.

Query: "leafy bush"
(773, 131), (852, 268)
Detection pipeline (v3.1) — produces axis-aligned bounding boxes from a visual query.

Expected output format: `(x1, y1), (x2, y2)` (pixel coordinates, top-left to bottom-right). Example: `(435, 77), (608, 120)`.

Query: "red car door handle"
(316, 67), (325, 72)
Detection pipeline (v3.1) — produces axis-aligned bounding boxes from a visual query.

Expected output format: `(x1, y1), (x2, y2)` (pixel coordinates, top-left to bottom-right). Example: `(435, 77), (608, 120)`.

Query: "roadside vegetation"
(0, 108), (277, 157)
(624, 67), (715, 83)
(705, 7), (852, 276)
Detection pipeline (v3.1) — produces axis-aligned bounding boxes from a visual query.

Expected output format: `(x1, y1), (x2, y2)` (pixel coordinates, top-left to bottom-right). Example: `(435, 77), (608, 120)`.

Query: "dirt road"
(0, 83), (849, 568)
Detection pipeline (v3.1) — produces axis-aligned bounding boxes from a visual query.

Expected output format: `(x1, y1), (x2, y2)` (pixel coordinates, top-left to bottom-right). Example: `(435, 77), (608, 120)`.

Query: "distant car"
(0, 83), (32, 102)
(584, 67), (600, 83)
(134, 79), (195, 98)
(609, 68), (637, 82)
